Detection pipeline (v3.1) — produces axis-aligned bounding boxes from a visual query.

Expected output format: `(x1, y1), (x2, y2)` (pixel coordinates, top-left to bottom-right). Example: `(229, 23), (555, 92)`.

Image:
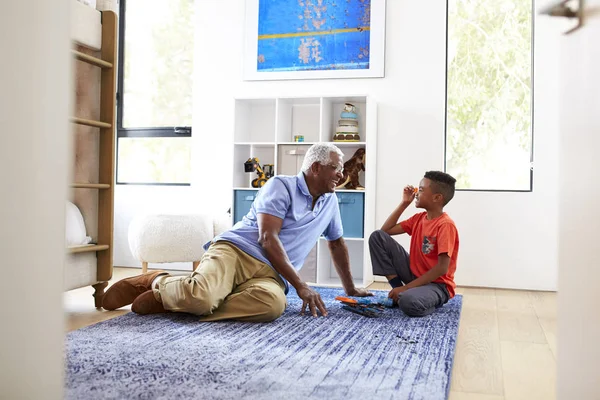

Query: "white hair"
(301, 143), (344, 173)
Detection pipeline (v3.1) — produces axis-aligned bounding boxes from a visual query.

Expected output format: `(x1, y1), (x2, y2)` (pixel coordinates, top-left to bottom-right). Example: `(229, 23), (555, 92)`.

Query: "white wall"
(556, 2), (600, 398)
(114, 0), (560, 290)
(0, 0), (69, 397)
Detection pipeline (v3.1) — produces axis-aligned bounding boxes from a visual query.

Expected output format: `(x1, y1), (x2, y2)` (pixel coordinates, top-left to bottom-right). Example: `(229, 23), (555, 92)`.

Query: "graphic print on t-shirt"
(422, 236), (437, 254)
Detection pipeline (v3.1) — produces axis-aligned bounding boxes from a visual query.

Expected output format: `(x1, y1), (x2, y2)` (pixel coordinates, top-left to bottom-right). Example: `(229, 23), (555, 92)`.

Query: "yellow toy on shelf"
(244, 158), (274, 188)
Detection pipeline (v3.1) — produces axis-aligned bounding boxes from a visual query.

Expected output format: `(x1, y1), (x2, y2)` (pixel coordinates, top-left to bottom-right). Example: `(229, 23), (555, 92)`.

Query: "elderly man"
(103, 143), (372, 321)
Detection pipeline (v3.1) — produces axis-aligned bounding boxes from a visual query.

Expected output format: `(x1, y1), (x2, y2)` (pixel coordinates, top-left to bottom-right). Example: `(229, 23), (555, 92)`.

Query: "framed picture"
(243, 0), (386, 81)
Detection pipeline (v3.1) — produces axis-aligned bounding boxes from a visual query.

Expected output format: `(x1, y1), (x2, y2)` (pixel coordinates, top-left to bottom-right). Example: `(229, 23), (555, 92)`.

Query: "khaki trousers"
(154, 242), (287, 322)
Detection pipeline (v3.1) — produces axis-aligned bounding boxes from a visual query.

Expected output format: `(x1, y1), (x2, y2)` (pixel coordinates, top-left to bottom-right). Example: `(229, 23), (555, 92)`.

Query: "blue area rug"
(66, 287), (462, 400)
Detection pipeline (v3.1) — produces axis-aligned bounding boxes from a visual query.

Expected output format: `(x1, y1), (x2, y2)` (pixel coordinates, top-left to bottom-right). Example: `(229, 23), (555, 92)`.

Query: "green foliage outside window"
(446, 0), (532, 190)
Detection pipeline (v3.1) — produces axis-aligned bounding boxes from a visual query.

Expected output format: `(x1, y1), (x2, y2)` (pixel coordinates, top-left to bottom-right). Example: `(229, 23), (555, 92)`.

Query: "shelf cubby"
(234, 98), (276, 142)
(276, 98), (320, 143)
(316, 238), (367, 288)
(320, 96), (368, 143)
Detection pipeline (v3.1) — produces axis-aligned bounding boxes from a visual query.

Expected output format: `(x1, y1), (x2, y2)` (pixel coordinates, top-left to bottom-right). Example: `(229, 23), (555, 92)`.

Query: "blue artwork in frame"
(257, 0), (371, 72)
(244, 0), (386, 80)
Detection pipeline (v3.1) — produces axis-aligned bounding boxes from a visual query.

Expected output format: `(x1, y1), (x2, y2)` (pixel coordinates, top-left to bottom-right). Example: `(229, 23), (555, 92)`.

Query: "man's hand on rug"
(297, 285), (328, 317)
(388, 286), (408, 302)
(346, 287), (373, 297)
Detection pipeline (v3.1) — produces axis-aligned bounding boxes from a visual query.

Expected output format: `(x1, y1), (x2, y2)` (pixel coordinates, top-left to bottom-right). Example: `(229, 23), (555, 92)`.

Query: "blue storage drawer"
(233, 189), (259, 224)
(337, 192), (364, 238)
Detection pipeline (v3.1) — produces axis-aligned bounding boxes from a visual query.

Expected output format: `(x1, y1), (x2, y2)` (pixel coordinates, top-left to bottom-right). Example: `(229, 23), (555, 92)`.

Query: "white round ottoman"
(128, 213), (231, 273)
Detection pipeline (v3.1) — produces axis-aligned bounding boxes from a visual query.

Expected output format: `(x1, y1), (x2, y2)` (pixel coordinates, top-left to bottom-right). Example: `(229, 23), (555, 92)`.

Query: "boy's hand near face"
(402, 185), (416, 205)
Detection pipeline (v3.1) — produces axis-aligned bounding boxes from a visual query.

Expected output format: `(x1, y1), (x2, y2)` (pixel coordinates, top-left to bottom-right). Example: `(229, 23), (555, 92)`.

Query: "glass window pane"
(446, 0), (532, 190)
(122, 0), (194, 128)
(117, 137), (191, 184)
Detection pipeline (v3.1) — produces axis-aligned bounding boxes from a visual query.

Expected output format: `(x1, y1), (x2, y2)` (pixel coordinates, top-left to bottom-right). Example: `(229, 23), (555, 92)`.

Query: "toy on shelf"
(333, 103), (361, 142)
(336, 148), (366, 190)
(244, 157), (274, 188)
(335, 295), (394, 317)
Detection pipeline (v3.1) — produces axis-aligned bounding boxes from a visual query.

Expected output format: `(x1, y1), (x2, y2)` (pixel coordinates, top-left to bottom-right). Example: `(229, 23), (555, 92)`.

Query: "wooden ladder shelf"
(69, 10), (117, 307)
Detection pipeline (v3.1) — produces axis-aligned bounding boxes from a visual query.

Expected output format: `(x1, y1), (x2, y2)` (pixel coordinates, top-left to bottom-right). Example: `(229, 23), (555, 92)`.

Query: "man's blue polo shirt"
(204, 172), (343, 293)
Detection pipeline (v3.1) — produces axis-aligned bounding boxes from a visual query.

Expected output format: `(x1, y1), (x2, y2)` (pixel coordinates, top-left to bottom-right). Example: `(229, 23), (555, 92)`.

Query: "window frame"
(443, 0), (535, 193)
(116, 0), (192, 186)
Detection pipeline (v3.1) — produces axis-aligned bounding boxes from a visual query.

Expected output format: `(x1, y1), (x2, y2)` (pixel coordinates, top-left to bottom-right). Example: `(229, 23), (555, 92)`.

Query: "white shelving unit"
(232, 95), (377, 288)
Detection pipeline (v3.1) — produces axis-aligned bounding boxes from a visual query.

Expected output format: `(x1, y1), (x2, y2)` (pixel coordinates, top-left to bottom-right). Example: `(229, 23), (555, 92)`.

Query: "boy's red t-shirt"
(399, 212), (459, 297)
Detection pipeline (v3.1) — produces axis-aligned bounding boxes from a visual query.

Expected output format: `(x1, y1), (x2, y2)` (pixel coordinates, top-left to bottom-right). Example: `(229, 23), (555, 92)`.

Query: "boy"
(368, 171), (459, 317)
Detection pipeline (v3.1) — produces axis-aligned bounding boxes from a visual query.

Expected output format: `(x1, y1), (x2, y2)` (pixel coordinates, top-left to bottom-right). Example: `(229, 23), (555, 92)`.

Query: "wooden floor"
(64, 267), (557, 400)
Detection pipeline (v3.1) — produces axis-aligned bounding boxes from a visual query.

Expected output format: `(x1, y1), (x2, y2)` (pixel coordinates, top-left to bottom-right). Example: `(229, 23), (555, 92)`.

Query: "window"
(445, 0), (533, 191)
(117, 0), (194, 185)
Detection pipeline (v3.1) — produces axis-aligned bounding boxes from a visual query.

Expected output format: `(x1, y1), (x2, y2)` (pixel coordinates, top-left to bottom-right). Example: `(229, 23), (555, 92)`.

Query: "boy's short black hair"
(424, 171), (456, 206)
